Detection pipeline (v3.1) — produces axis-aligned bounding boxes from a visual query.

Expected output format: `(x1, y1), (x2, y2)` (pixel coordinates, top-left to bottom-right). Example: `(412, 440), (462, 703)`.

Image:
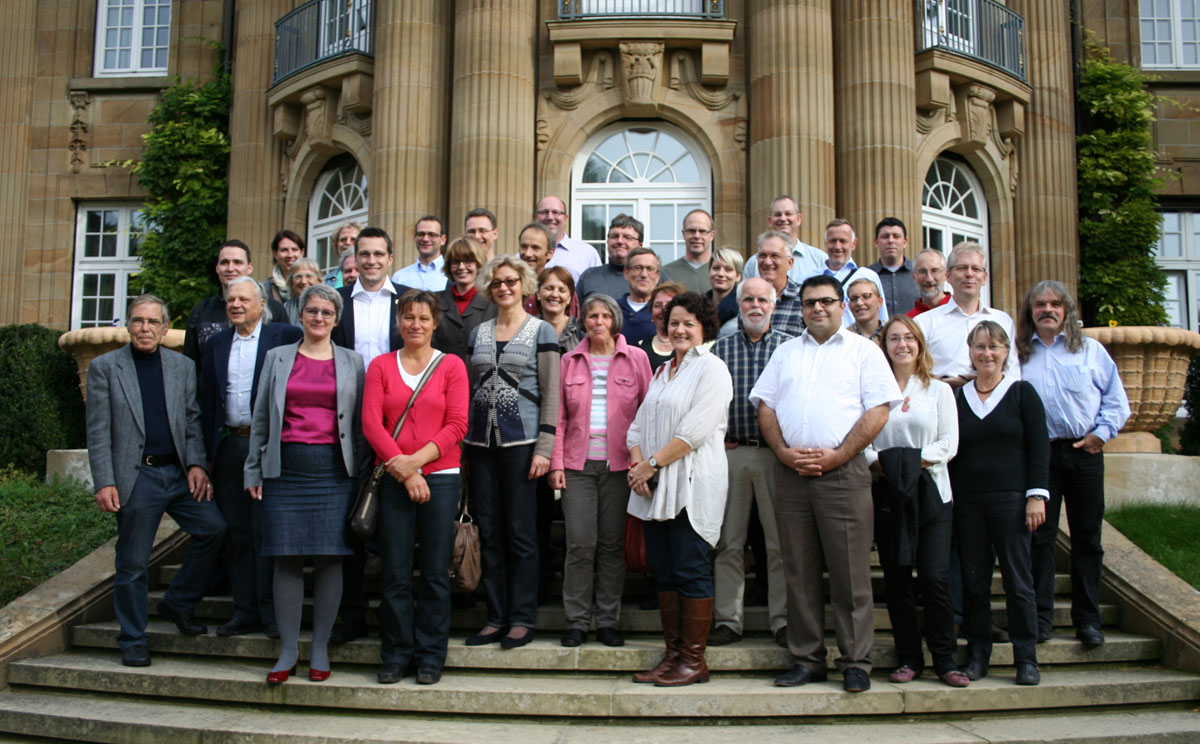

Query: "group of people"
(85, 193), (1129, 695)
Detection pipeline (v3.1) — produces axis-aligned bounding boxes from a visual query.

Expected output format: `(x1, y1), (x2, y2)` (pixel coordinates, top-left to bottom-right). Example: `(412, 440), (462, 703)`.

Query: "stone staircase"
(1, 554), (1199, 742)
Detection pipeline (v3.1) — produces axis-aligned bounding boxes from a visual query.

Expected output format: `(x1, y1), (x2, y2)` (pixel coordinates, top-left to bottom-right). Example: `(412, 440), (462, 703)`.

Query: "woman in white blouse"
(626, 292), (733, 688)
(866, 315), (967, 688)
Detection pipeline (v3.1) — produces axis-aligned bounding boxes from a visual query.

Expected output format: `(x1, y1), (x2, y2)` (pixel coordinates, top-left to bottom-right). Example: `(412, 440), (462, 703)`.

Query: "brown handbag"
(349, 352), (445, 541)
(450, 491), (481, 593)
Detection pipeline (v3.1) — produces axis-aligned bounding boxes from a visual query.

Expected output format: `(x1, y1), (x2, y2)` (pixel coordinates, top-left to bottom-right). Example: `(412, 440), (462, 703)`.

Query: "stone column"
(833, 0), (920, 251)
(748, 0), (835, 248)
(0, 0), (36, 324)
(226, 0), (291, 262)
(1009, 0), (1079, 297)
(371, 0), (451, 261)
(448, 0), (537, 247)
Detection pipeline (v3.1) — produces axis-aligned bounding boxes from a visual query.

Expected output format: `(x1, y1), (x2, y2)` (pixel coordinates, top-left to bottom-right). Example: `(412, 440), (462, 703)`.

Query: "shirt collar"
(800, 324), (848, 346)
(351, 277), (398, 298)
(233, 319), (263, 341)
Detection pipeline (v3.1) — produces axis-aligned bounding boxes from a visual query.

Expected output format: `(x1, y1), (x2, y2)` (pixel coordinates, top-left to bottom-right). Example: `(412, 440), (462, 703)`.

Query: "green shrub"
(1180, 352), (1200, 456)
(0, 325), (85, 473)
(0, 467), (115, 607)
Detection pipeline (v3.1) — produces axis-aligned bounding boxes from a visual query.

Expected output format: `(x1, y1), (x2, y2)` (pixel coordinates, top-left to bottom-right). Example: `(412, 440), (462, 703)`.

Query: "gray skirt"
(262, 442), (354, 557)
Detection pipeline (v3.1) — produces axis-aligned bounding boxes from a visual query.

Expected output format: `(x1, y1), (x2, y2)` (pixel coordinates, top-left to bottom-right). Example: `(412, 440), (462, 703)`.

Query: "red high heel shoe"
(267, 664), (297, 685)
(308, 667), (331, 682)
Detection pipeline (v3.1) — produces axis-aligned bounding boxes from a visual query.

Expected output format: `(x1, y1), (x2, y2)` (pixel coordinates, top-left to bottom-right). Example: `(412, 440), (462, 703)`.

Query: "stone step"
(161, 591), (1120, 632)
(9, 650), (1200, 719)
(71, 620), (1161, 671)
(2, 688), (1199, 744)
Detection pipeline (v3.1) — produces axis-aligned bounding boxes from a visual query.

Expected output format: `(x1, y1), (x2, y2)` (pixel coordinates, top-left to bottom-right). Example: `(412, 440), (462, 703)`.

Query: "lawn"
(1106, 503), (1200, 590)
(0, 467), (116, 607)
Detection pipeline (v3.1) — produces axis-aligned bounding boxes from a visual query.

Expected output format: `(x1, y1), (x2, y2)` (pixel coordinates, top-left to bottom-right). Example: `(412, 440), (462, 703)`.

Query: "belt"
(224, 425), (252, 437)
(141, 453), (179, 467)
(727, 437), (763, 447)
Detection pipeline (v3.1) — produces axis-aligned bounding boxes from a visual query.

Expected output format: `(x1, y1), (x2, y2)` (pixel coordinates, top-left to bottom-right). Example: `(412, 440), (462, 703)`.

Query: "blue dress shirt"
(1021, 333), (1130, 441)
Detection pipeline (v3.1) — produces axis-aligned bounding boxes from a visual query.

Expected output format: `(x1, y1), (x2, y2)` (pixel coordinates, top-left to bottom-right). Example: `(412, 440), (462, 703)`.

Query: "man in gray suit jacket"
(87, 294), (227, 667)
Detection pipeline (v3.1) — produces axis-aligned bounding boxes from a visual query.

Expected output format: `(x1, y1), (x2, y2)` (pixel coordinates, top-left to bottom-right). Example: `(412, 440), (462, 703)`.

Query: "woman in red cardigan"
(362, 289), (469, 686)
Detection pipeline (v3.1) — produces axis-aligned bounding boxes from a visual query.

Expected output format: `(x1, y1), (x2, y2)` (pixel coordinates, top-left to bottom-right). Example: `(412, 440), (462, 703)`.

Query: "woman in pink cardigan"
(548, 293), (653, 648)
(362, 289), (469, 686)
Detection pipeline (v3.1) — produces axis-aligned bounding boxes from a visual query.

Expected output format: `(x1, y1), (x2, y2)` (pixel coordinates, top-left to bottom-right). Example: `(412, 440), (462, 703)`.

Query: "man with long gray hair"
(1017, 280), (1129, 649)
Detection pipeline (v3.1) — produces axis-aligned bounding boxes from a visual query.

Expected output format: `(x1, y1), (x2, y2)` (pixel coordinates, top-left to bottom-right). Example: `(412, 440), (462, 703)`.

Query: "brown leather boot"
(654, 596), (712, 686)
(633, 591), (681, 683)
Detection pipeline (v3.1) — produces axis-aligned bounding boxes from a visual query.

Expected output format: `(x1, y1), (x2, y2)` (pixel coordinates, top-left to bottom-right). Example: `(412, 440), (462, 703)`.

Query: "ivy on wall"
(1076, 41), (1169, 327)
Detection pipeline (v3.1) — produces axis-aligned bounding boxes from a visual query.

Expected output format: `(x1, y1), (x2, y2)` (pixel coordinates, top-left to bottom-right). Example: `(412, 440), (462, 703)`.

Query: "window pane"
(581, 205), (606, 242)
(649, 204), (675, 241)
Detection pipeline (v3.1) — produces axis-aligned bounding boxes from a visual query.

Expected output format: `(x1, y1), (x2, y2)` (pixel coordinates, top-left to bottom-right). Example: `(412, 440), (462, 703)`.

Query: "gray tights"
(271, 555), (343, 673)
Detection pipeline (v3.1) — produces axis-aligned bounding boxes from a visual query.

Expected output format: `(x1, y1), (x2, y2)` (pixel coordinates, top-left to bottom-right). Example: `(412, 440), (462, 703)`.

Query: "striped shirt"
(586, 354), (613, 460)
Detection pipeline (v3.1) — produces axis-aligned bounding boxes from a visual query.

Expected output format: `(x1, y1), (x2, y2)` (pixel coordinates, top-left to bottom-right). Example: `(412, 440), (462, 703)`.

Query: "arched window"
(308, 158), (368, 272)
(572, 123), (711, 263)
(922, 156), (991, 304)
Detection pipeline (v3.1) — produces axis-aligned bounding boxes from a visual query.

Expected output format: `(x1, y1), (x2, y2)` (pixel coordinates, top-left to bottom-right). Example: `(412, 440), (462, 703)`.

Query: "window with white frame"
(1152, 211), (1200, 329)
(72, 204), (146, 329)
(94, 0), (172, 77)
(1140, 0), (1200, 69)
(308, 159), (369, 274)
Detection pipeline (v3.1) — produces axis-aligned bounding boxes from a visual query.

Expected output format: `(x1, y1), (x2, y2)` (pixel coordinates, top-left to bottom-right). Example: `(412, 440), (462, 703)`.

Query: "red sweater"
(362, 351), (469, 473)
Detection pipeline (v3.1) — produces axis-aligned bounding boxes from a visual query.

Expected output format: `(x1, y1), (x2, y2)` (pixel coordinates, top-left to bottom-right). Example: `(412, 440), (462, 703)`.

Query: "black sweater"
(949, 380), (1050, 498)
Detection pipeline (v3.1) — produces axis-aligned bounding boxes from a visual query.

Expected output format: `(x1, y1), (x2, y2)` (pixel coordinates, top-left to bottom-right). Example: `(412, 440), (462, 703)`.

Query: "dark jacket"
(874, 446), (943, 567)
(431, 285), (497, 363)
(330, 281), (412, 354)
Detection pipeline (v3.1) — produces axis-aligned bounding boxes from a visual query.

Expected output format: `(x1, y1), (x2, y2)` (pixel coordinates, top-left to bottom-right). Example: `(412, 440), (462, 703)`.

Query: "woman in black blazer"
(949, 320), (1050, 687)
(432, 236), (497, 361)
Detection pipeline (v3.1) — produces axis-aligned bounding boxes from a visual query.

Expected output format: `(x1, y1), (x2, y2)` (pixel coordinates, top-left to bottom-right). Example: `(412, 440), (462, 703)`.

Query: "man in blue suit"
(200, 276), (302, 637)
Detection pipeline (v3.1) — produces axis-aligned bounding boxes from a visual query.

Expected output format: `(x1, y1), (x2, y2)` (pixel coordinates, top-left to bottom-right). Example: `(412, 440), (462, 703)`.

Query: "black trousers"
(955, 490), (1038, 666)
(213, 432), (273, 626)
(1032, 442), (1105, 632)
(875, 495), (957, 675)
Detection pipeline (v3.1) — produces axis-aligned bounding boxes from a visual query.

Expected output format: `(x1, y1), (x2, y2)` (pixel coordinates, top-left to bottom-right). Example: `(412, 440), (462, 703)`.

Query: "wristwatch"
(648, 456), (659, 469)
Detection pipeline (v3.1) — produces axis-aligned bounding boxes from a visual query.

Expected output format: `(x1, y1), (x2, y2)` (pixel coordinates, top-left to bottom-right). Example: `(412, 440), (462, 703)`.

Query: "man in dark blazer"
(87, 294), (227, 667)
(200, 276), (302, 638)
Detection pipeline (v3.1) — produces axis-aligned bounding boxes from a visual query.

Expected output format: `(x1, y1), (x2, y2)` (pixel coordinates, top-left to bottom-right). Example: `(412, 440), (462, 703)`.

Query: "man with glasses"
(915, 241), (1018, 388)
(537, 195), (601, 281)
(754, 230), (806, 336)
(391, 215), (447, 291)
(664, 209), (716, 293)
(751, 275), (901, 693)
(87, 295), (227, 667)
(906, 248), (952, 317)
(744, 195), (829, 283)
(465, 208), (500, 261)
(617, 247), (663, 345)
(576, 214), (644, 301)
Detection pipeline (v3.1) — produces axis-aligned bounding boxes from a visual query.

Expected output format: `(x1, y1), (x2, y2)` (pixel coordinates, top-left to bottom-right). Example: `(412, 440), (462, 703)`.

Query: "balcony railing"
(916, 0), (1025, 81)
(558, 0), (724, 19)
(273, 0), (374, 86)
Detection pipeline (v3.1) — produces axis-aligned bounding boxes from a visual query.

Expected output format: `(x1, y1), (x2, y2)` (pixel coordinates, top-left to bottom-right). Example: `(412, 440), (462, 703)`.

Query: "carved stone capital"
(620, 41), (664, 107)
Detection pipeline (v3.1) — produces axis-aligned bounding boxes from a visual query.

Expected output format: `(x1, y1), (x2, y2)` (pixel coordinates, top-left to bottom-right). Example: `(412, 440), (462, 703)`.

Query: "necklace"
(975, 378), (1003, 395)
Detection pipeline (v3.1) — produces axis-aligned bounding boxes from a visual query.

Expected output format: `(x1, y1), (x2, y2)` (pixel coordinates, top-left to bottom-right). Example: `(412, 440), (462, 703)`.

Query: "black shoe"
(1015, 662), (1041, 686)
(262, 623), (280, 640)
(962, 659), (989, 681)
(1076, 624), (1105, 649)
(774, 626), (788, 648)
(500, 628), (535, 649)
(377, 663), (404, 684)
(217, 618), (262, 637)
(596, 627), (624, 647)
(1038, 628), (1052, 643)
(561, 628), (586, 647)
(843, 667), (871, 693)
(121, 645), (151, 667)
(330, 621), (367, 644)
(416, 665), (442, 685)
(466, 626), (506, 646)
(774, 664), (827, 687)
(707, 625), (742, 646)
(158, 602), (207, 636)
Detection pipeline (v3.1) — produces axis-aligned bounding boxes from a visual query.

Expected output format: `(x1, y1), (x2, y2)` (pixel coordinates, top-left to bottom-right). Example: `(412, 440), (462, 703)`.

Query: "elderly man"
(915, 241), (1018, 387)
(751, 275), (901, 693)
(846, 277), (884, 342)
(709, 277), (793, 649)
(744, 195), (829, 282)
(200, 277), (302, 638)
(87, 295), (227, 667)
(576, 214), (644, 301)
(906, 248), (952, 317)
(391, 215), (447, 291)
(754, 230), (806, 336)
(818, 219), (887, 329)
(868, 217), (919, 319)
(617, 247), (663, 345)
(1018, 280), (1129, 648)
(537, 195), (601, 280)
(663, 209), (715, 293)
(465, 208), (500, 260)
(182, 239), (287, 366)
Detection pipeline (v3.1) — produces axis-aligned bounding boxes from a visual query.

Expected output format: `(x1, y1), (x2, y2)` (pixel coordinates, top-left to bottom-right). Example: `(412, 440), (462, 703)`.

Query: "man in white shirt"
(465, 208), (500, 261)
(662, 209), (715, 293)
(537, 195), (601, 281)
(751, 274), (901, 693)
(391, 216), (447, 291)
(818, 219), (887, 328)
(744, 195), (829, 283)
(915, 241), (1018, 388)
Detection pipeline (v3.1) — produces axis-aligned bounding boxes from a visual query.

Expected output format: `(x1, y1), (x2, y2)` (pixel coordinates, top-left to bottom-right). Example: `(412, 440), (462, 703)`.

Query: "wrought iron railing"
(558, 0), (724, 19)
(273, 0), (374, 85)
(916, 0), (1025, 81)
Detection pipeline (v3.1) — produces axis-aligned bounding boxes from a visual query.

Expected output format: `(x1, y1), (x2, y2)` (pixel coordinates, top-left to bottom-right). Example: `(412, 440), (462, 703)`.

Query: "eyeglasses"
(302, 307), (336, 319)
(129, 317), (163, 329)
(414, 231), (441, 239)
(449, 259), (476, 267)
(682, 228), (712, 236)
(970, 343), (1006, 353)
(847, 292), (877, 303)
(626, 265), (660, 275)
(489, 277), (521, 290)
(801, 297), (841, 309)
(951, 265), (987, 275)
(535, 209), (566, 218)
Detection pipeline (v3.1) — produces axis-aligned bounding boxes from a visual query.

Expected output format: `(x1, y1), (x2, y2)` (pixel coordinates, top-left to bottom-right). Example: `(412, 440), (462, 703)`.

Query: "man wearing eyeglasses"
(465, 208), (500, 261)
(914, 241), (1018, 388)
(391, 216), (447, 291)
(537, 195), (601, 281)
(753, 230), (806, 336)
(751, 274), (901, 693)
(663, 209), (715, 293)
(617, 247), (663, 345)
(744, 195), (829, 283)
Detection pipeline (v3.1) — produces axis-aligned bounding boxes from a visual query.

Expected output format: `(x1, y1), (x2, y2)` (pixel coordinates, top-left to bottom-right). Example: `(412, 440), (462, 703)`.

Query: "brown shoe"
(655, 596), (713, 687)
(633, 591), (681, 683)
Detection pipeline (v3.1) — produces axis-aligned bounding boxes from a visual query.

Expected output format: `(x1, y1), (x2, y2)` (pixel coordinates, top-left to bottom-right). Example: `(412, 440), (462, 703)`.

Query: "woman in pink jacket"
(549, 293), (652, 648)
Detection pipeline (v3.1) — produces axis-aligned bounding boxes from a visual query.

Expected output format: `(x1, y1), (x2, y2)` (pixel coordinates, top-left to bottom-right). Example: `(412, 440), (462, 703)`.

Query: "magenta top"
(280, 353), (338, 445)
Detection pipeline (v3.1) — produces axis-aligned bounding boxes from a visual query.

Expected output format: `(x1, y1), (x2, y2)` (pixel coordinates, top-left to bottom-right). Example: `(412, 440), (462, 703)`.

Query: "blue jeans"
(643, 508), (713, 598)
(377, 472), (459, 669)
(467, 444), (539, 629)
(114, 462), (226, 649)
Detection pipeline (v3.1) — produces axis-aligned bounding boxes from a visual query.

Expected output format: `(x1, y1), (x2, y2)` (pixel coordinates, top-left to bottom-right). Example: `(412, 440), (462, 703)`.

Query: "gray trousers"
(561, 460), (629, 630)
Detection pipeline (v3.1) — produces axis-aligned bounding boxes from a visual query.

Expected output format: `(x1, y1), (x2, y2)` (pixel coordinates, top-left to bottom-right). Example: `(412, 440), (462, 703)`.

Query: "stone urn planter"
(58, 326), (186, 401)
(1083, 325), (1200, 453)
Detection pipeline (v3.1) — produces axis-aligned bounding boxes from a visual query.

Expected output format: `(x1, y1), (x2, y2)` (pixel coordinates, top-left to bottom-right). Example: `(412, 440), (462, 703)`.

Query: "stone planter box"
(58, 327), (186, 402)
